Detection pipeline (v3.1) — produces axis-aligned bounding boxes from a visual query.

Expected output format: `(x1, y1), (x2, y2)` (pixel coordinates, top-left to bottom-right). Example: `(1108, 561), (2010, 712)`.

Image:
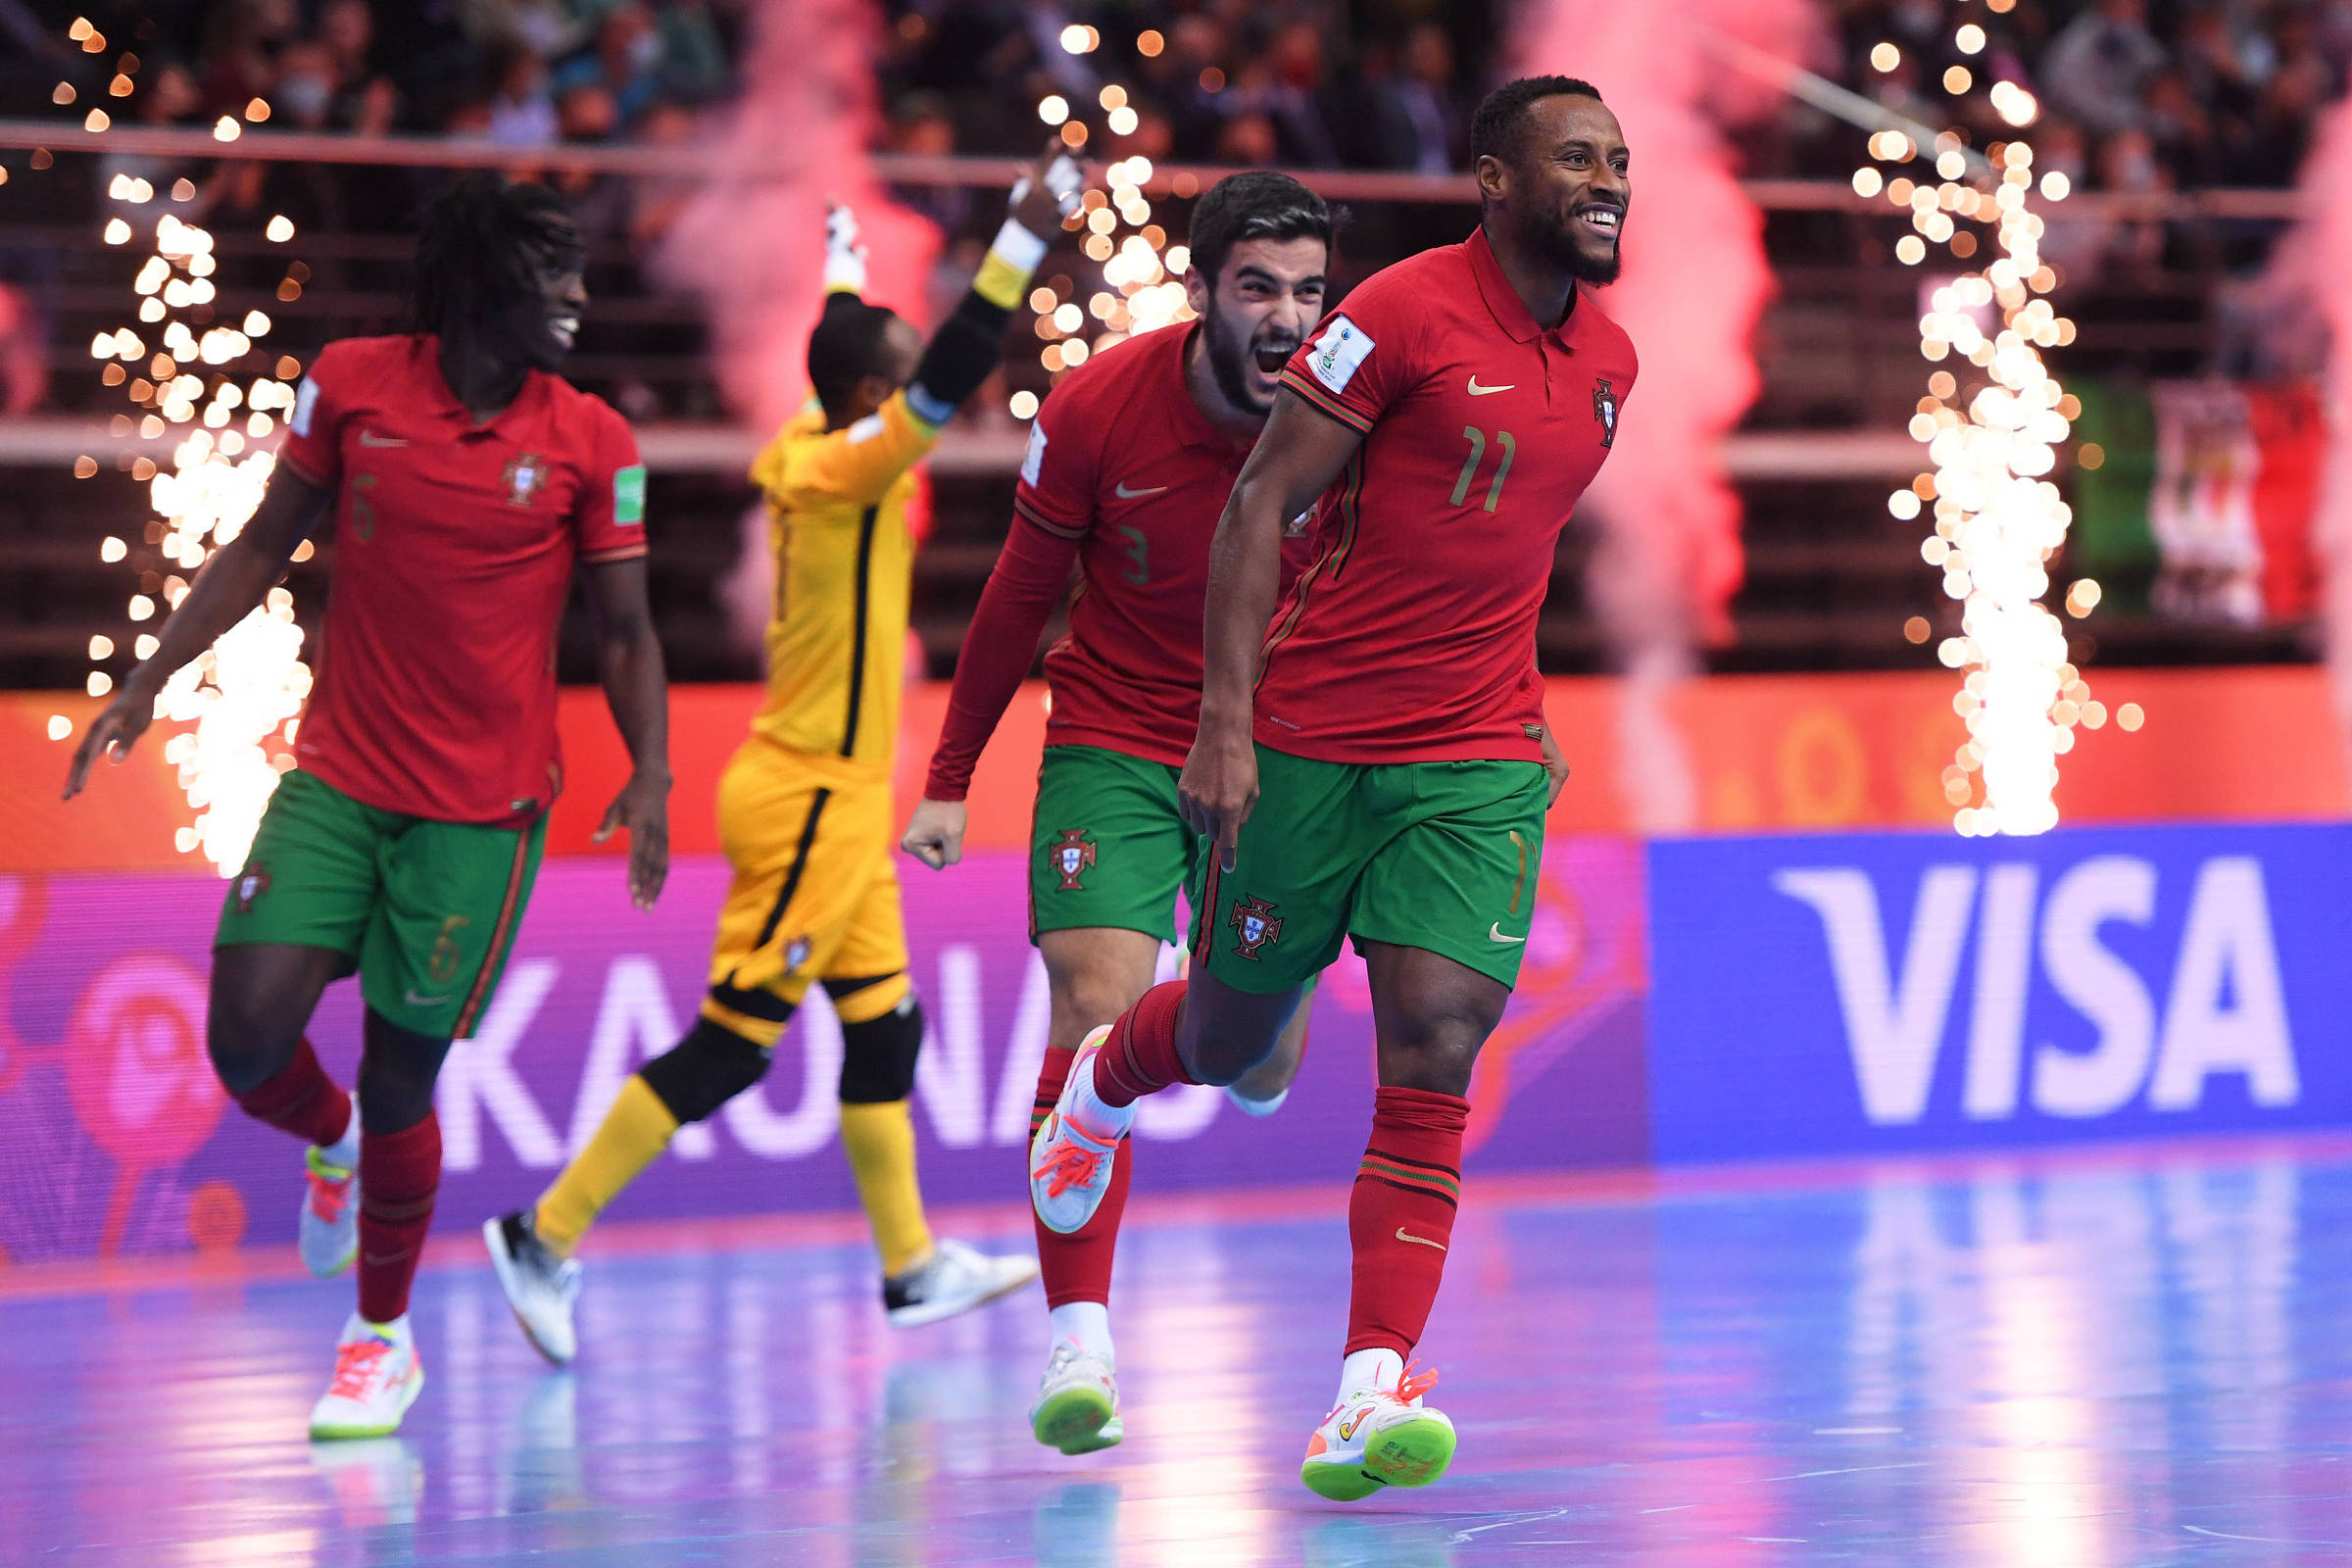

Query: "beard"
(1200, 301), (1295, 416)
(1526, 201), (1625, 286)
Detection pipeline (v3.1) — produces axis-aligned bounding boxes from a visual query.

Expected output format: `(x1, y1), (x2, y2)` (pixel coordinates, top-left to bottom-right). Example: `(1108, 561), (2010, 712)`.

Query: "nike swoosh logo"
(1114, 481), (1169, 499)
(1467, 377), (1513, 396)
(1489, 924), (1526, 945)
(403, 987), (450, 1006)
(359, 429), (409, 447)
(1395, 1228), (1448, 1251)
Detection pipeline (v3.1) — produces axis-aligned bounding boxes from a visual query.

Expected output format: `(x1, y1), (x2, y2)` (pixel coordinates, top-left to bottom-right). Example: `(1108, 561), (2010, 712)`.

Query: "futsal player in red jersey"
(1026, 78), (1634, 1498)
(901, 172), (1337, 1456)
(64, 175), (670, 1440)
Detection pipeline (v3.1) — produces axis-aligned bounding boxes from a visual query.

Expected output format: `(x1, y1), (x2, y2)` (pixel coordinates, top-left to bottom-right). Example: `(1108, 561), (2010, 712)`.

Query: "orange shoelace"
(307, 1164), (352, 1224)
(1394, 1361), (1440, 1406)
(1033, 1135), (1106, 1199)
(326, 1338), (394, 1399)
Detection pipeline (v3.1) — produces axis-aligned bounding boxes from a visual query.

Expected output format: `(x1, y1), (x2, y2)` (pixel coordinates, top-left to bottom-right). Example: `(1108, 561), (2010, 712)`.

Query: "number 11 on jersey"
(1451, 426), (1515, 514)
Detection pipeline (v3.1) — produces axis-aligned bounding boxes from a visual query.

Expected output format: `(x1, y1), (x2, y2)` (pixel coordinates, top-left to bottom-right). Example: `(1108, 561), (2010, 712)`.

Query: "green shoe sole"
(1032, 1385), (1115, 1452)
(1299, 1456), (1385, 1501)
(1361, 1412), (1454, 1490)
(1057, 1413), (1123, 1455)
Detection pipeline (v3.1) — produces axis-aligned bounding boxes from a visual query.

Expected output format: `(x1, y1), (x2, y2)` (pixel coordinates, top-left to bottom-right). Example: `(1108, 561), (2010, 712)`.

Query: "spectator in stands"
(486, 37), (560, 147)
(316, 0), (399, 136)
(1362, 23), (1464, 173)
(1215, 111), (1280, 166)
(2094, 124), (2173, 275)
(654, 0), (734, 105)
(552, 83), (635, 240)
(198, 0), (297, 120)
(553, 4), (668, 130)
(2040, 0), (2170, 135)
(1231, 21), (1341, 167)
(2230, 41), (2330, 183)
(464, 0), (596, 64)
(627, 99), (703, 251)
(887, 92), (972, 237)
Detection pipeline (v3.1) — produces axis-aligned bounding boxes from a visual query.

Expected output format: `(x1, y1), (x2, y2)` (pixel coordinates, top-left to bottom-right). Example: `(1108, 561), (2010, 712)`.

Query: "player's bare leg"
(209, 943), (364, 1277)
(1031, 969), (1298, 1233)
(1300, 940), (1504, 1498)
(1223, 981), (1313, 1114)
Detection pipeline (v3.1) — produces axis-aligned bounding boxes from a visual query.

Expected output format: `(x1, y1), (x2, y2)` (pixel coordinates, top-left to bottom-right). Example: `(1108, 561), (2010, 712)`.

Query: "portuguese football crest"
(233, 861), (270, 914)
(502, 452), (548, 507)
(1229, 895), (1283, 960)
(1052, 828), (1097, 892)
(1592, 378), (1618, 449)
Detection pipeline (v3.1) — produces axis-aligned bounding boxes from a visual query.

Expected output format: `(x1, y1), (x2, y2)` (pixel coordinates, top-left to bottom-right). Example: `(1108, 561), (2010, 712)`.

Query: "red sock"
(1346, 1086), (1469, 1356)
(1031, 1046), (1133, 1308)
(231, 1038), (352, 1149)
(1091, 980), (1194, 1107)
(357, 1113), (440, 1324)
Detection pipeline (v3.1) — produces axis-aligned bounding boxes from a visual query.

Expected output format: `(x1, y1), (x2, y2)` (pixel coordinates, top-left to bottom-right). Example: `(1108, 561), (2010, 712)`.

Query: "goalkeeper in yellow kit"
(485, 150), (1083, 1361)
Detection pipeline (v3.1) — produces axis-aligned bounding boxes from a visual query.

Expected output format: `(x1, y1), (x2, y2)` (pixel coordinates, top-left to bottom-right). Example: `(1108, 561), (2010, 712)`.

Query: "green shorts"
(1188, 745), (1548, 994)
(216, 768), (548, 1039)
(1029, 744), (1203, 946)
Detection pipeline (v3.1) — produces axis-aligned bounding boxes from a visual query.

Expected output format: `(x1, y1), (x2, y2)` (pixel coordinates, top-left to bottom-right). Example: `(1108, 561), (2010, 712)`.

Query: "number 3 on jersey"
(1451, 426), (1515, 514)
(1114, 523), (1150, 585)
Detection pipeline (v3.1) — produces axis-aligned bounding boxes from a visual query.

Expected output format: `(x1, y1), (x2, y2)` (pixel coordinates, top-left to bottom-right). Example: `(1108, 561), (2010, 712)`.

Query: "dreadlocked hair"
(412, 172), (582, 336)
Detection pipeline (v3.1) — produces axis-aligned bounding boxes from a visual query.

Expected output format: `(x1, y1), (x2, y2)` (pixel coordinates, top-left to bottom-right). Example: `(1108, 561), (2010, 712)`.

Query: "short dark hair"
(807, 292), (905, 422)
(1469, 75), (1605, 168)
(1187, 171), (1333, 290)
(413, 172), (582, 336)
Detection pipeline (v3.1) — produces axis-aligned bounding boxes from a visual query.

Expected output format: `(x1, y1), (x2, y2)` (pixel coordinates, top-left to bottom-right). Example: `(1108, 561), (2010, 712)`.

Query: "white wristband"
(989, 218), (1050, 273)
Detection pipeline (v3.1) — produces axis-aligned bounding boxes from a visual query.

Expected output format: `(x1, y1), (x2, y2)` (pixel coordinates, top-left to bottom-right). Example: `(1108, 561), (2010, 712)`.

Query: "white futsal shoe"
(1298, 1362), (1455, 1500)
(485, 1209), (582, 1365)
(299, 1142), (360, 1278)
(1030, 1027), (1126, 1234)
(309, 1313), (424, 1441)
(1030, 1343), (1123, 1454)
(884, 1238), (1040, 1328)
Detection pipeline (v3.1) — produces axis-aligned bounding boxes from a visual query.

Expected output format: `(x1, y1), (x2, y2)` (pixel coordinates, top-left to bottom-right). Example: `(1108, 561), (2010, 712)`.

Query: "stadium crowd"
(1832, 0), (2352, 190)
(12, 3), (2351, 221)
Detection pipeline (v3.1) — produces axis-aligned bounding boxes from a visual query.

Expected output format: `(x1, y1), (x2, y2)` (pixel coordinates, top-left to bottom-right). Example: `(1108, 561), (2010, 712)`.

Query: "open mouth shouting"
(1250, 339), (1298, 379)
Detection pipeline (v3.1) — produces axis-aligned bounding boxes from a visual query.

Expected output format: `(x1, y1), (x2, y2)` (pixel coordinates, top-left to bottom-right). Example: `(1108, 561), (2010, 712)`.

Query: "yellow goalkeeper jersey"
(746, 390), (943, 770)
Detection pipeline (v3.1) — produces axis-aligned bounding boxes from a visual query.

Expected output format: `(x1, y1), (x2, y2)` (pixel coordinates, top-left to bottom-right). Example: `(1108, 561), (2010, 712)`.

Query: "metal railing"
(0, 119), (2306, 220)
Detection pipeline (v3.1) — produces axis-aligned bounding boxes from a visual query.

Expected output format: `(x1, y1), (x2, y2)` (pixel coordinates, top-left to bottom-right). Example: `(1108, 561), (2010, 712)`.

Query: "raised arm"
(64, 466), (331, 798)
(790, 149), (1078, 510)
(1179, 390), (1364, 871)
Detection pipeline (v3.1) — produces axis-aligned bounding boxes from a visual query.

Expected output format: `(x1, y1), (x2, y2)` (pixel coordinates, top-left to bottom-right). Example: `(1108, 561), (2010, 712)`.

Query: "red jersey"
(277, 335), (648, 824)
(1268, 228), (1636, 764)
(924, 323), (1312, 799)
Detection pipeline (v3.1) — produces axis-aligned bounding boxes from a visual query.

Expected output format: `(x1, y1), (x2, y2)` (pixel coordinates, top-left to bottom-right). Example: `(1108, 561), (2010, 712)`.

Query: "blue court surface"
(6, 1139), (2352, 1565)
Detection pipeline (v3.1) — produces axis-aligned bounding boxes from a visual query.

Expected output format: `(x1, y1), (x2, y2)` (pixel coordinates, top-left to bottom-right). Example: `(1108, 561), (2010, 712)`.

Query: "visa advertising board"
(1646, 823), (2352, 1160)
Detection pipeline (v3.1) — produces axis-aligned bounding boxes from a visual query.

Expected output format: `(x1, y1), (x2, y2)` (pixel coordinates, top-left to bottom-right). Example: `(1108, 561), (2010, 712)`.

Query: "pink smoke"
(657, 0), (940, 435)
(2268, 100), (2352, 784)
(1515, 0), (1819, 830)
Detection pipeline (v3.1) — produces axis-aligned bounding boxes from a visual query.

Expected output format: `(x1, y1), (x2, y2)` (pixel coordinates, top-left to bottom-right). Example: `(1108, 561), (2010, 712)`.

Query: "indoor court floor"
(6, 1138), (2351, 1566)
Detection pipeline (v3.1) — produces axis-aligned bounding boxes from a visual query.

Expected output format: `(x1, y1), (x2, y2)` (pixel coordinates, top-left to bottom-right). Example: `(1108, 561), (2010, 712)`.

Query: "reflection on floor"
(6, 1141), (2352, 1565)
